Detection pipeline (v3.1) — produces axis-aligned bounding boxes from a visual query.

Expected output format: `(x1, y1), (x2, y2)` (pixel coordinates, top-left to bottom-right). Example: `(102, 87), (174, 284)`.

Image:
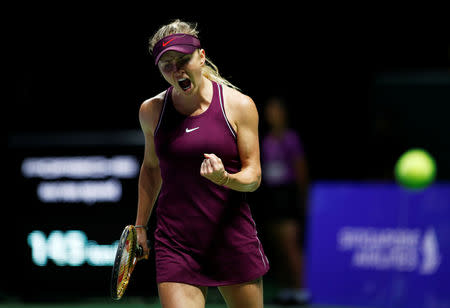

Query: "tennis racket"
(111, 225), (144, 300)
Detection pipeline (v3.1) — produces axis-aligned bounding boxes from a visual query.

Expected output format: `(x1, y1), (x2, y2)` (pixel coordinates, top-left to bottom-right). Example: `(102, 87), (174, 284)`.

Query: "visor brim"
(154, 45), (198, 65)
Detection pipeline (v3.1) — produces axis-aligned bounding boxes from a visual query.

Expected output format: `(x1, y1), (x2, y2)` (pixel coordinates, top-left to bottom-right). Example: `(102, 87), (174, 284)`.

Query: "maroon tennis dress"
(153, 80), (269, 286)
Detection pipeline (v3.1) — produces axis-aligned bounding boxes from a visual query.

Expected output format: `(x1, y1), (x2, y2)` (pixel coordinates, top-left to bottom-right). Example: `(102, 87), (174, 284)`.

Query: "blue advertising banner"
(307, 182), (450, 308)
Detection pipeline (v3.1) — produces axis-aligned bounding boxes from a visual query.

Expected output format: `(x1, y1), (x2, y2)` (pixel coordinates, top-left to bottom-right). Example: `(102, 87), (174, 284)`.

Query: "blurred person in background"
(260, 96), (310, 306)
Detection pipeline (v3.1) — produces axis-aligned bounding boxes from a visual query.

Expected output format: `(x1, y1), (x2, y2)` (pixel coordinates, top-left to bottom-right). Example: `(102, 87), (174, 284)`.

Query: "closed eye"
(160, 55), (192, 72)
(177, 55), (192, 66)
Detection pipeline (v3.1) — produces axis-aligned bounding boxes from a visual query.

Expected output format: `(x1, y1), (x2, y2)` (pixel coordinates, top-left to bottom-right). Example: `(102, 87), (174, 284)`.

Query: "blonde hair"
(149, 19), (239, 90)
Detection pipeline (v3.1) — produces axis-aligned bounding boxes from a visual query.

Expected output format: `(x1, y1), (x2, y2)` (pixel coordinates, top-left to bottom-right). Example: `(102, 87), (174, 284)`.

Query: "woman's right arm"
(135, 93), (165, 258)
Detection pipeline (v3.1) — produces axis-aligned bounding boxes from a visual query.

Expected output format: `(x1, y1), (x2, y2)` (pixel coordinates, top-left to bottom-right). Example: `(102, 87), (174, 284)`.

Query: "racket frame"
(111, 225), (141, 300)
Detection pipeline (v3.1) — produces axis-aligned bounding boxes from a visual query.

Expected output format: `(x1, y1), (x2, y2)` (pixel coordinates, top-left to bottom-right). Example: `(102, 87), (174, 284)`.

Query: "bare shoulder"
(139, 90), (166, 135)
(222, 85), (258, 126)
(222, 86), (255, 109)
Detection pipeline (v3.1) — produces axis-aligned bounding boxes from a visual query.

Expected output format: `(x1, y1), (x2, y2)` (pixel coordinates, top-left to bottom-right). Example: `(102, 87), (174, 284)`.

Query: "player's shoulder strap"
(154, 86), (173, 136)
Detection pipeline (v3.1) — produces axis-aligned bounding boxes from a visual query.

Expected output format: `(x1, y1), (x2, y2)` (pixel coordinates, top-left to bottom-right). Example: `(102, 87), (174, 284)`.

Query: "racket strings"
(116, 234), (137, 296)
(111, 225), (139, 300)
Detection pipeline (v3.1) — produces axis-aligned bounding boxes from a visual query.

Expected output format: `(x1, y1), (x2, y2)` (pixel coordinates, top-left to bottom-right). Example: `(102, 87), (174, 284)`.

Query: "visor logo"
(162, 38), (176, 47)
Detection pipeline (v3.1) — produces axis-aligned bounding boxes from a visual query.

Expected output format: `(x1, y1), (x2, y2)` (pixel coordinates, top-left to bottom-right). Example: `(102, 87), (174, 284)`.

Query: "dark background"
(11, 4), (450, 180)
(7, 2), (450, 303)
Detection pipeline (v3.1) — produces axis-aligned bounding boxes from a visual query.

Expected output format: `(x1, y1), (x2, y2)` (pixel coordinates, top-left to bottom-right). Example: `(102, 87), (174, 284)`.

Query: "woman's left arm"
(201, 94), (261, 192)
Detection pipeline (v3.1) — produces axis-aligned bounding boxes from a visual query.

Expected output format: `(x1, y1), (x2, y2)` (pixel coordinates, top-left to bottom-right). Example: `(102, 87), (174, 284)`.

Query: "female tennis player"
(134, 20), (269, 308)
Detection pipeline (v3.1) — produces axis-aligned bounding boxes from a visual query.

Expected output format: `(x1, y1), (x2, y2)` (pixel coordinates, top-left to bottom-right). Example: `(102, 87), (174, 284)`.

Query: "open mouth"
(178, 78), (192, 91)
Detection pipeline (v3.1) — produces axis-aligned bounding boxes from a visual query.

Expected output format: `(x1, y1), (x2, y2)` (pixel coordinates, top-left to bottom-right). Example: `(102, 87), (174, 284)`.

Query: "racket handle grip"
(137, 240), (151, 257)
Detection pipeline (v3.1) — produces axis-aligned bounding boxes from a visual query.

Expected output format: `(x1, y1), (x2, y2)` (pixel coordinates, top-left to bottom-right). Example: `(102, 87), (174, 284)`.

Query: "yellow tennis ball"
(395, 148), (436, 190)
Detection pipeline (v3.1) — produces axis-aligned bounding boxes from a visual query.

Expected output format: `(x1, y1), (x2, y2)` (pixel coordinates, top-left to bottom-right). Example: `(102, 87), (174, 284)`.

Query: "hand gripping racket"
(111, 225), (144, 300)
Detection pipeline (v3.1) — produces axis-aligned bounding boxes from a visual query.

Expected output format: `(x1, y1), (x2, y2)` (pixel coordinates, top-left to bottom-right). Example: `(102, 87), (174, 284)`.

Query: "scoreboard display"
(8, 130), (157, 301)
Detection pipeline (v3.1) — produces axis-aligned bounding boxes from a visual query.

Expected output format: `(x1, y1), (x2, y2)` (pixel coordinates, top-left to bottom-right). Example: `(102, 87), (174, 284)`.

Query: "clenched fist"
(200, 153), (229, 186)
